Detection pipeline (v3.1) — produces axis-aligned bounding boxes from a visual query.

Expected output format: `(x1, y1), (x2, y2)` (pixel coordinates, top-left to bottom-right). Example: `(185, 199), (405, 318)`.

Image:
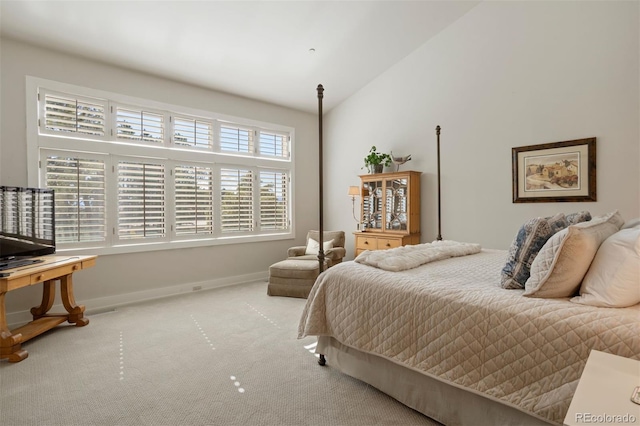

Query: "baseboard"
(6, 272), (268, 328)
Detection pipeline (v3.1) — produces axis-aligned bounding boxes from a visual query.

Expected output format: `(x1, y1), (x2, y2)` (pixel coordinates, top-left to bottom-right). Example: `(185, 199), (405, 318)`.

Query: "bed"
(298, 247), (640, 425)
(304, 86), (640, 425)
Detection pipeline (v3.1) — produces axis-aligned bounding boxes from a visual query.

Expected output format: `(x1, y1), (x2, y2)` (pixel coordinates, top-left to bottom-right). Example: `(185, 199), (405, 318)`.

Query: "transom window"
(29, 77), (293, 254)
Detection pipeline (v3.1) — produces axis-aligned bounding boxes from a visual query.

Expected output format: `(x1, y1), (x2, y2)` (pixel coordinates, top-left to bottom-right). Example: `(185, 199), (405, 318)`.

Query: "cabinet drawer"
(356, 236), (378, 250)
(378, 238), (402, 250)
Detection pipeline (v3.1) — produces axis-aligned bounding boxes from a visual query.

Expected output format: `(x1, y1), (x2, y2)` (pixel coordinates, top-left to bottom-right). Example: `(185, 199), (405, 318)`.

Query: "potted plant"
(363, 146), (392, 173)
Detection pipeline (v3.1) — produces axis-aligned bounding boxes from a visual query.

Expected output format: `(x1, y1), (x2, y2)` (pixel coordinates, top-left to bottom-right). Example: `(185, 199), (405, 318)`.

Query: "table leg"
(0, 292), (28, 362)
(30, 280), (56, 319)
(60, 274), (89, 326)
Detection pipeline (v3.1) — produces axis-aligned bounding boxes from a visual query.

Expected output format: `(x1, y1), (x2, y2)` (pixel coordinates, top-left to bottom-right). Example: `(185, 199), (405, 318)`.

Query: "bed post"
(436, 125), (443, 241)
(317, 85), (327, 367)
(317, 84), (325, 273)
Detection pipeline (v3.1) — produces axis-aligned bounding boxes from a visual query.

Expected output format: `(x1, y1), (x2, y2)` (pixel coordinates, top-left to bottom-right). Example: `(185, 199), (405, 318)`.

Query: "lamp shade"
(348, 186), (360, 196)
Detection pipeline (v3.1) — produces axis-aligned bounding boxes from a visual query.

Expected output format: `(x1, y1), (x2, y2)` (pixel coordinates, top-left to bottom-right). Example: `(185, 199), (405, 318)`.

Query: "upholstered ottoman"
(267, 259), (323, 298)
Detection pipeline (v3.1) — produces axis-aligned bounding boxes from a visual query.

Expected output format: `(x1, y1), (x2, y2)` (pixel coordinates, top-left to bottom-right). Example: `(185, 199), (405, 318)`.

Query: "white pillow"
(305, 238), (334, 255)
(524, 211), (624, 298)
(622, 217), (640, 229)
(571, 226), (640, 308)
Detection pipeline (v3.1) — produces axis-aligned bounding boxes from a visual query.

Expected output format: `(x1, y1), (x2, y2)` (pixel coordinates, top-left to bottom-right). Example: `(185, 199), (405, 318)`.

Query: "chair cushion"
(269, 259), (321, 279)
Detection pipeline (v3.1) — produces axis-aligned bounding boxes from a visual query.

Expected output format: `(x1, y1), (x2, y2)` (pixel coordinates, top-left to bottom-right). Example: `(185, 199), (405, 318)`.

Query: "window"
(41, 91), (106, 138)
(115, 107), (164, 143)
(220, 168), (254, 233)
(175, 164), (214, 235)
(42, 152), (107, 245)
(28, 77), (293, 254)
(117, 160), (166, 240)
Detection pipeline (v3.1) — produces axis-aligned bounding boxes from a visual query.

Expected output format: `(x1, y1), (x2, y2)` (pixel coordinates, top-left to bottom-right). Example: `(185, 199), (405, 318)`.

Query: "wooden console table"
(0, 255), (96, 363)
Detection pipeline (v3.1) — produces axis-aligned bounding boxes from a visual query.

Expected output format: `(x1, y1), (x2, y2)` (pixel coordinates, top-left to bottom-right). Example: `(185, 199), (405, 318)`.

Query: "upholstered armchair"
(287, 230), (346, 267)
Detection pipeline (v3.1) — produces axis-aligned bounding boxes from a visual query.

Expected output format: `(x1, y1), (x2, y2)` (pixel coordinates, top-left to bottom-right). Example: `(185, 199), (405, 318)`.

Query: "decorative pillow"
(500, 213), (568, 289)
(524, 211), (624, 298)
(305, 238), (333, 255)
(570, 226), (640, 307)
(566, 211), (591, 225)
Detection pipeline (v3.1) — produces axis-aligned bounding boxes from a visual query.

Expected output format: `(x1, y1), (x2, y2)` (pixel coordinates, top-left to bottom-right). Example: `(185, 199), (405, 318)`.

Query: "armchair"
(287, 230), (346, 267)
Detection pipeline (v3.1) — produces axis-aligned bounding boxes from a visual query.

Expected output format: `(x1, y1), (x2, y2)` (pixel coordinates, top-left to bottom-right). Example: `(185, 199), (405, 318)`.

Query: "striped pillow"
(501, 213), (568, 289)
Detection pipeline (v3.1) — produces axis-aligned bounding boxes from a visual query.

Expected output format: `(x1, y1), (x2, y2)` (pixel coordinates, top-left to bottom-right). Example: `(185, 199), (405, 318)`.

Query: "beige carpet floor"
(0, 281), (441, 426)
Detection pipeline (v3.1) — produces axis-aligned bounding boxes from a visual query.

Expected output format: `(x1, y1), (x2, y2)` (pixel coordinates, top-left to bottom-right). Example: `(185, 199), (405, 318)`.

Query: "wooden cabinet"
(354, 170), (421, 256)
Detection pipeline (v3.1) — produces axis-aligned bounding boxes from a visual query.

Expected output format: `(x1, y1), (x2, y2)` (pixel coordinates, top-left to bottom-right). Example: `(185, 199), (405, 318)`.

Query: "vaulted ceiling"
(1, 1), (479, 113)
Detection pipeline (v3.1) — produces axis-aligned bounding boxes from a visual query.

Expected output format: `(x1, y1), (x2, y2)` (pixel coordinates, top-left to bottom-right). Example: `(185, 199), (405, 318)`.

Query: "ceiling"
(0, 1), (479, 113)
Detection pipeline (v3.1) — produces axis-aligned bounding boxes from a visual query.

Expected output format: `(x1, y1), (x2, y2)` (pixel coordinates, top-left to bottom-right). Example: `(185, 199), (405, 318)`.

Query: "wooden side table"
(0, 255), (96, 363)
(564, 350), (640, 426)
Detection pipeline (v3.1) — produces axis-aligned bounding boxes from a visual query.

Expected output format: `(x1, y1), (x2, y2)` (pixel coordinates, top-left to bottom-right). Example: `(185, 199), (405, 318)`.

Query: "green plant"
(363, 146), (392, 169)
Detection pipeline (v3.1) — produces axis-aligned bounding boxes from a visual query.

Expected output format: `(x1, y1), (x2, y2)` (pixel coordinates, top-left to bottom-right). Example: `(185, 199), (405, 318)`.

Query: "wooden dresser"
(354, 170), (421, 256)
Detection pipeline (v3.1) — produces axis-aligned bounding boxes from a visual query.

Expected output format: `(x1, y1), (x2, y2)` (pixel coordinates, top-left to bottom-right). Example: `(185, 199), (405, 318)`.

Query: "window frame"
(26, 77), (295, 257)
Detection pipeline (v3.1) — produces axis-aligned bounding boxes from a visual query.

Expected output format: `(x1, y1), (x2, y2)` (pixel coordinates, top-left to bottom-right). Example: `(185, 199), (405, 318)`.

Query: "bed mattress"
(298, 250), (640, 424)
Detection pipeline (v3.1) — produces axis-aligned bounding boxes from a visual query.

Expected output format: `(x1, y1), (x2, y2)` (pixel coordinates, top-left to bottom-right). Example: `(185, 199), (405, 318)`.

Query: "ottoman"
(267, 259), (323, 298)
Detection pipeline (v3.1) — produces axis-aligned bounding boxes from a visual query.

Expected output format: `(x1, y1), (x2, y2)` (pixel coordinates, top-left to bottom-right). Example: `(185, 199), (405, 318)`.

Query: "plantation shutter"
(43, 93), (106, 137)
(174, 165), (214, 235)
(116, 107), (164, 143)
(259, 132), (289, 158)
(44, 155), (107, 243)
(173, 117), (213, 149)
(220, 124), (253, 153)
(220, 168), (253, 233)
(259, 171), (289, 230)
(117, 161), (165, 239)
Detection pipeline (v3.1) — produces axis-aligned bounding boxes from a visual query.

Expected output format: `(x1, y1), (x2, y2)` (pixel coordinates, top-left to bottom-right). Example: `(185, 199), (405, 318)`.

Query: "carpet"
(0, 281), (441, 426)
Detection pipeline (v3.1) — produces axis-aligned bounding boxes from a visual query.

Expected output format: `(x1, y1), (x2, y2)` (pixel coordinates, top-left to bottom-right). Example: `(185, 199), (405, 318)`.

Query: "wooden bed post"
(436, 125), (443, 241)
(317, 84), (325, 273)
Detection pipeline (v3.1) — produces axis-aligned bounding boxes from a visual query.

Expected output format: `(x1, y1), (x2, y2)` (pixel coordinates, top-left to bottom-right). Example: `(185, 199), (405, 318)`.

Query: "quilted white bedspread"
(298, 250), (640, 425)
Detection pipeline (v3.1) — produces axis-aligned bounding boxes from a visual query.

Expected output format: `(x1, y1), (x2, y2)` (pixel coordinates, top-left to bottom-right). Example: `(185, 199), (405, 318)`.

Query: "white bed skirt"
(317, 336), (554, 426)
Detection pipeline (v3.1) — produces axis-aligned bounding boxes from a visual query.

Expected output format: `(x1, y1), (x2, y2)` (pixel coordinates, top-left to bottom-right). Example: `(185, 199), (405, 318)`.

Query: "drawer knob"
(386, 243), (391, 247)
(72, 265), (79, 271)
(36, 275), (43, 281)
(364, 241), (368, 245)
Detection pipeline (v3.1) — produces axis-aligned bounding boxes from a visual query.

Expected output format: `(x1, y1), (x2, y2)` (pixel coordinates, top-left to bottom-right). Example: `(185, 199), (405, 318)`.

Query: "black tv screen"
(0, 186), (55, 263)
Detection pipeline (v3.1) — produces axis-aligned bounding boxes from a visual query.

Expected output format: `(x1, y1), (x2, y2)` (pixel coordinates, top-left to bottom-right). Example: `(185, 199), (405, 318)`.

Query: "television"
(0, 186), (55, 271)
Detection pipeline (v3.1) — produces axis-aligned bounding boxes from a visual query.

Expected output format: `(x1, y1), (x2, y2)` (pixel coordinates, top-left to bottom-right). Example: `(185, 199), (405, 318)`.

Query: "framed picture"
(512, 137), (596, 203)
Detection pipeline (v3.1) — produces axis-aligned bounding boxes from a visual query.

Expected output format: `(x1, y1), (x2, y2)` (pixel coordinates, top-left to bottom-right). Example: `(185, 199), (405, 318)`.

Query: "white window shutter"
(220, 124), (254, 153)
(259, 171), (289, 230)
(220, 168), (253, 233)
(175, 165), (214, 235)
(116, 107), (164, 143)
(117, 161), (165, 239)
(44, 155), (107, 243)
(173, 117), (213, 149)
(259, 131), (289, 158)
(43, 93), (106, 137)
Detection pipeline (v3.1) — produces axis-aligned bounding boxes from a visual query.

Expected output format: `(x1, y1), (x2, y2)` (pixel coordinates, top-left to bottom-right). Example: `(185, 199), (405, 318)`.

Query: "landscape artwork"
(512, 138), (596, 203)
(523, 151), (580, 192)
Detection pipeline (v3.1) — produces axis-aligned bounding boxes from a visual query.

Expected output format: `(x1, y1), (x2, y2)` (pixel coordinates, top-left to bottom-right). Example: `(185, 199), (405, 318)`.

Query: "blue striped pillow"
(501, 213), (569, 289)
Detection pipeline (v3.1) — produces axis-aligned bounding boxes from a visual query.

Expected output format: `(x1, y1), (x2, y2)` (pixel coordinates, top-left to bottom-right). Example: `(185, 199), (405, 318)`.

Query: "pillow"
(622, 217), (640, 229)
(305, 238), (334, 255)
(523, 211), (624, 298)
(570, 227), (640, 307)
(566, 211), (591, 225)
(501, 213), (568, 289)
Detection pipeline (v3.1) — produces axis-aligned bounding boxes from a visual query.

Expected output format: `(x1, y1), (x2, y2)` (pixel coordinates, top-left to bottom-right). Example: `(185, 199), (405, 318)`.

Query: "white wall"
(0, 38), (318, 322)
(324, 0), (640, 255)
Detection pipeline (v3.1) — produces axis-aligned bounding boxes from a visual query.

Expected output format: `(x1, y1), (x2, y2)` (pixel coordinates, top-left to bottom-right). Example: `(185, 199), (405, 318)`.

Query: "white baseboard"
(6, 272), (268, 328)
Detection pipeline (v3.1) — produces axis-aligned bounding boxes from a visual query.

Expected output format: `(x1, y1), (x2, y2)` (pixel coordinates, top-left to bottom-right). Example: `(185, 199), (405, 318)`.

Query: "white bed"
(298, 249), (640, 425)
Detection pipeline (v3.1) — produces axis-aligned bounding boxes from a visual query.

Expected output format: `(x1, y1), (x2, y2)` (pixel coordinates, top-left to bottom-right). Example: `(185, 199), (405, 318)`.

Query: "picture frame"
(512, 137), (596, 203)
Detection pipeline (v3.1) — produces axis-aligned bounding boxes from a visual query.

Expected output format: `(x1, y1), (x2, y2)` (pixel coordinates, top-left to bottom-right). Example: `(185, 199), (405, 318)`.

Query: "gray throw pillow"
(501, 213), (568, 289)
(566, 211), (591, 225)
